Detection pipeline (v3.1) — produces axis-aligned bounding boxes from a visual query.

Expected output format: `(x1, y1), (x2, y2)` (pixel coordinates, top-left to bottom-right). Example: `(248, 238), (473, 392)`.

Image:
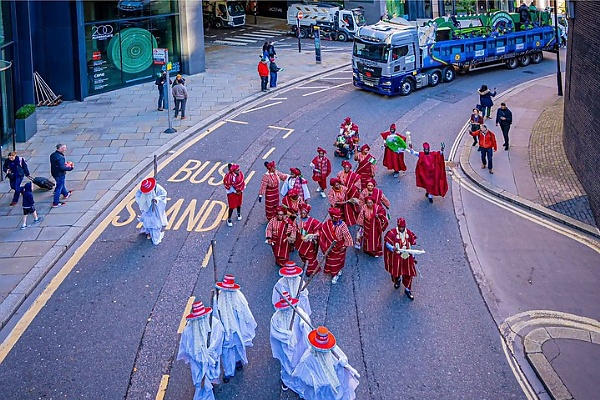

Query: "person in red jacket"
(258, 57), (269, 92)
(470, 124), (498, 174)
(310, 147), (332, 198)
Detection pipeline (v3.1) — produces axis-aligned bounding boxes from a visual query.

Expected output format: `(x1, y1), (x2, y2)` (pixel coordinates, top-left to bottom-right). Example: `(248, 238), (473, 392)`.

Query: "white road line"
(322, 77), (350, 80)
(239, 33), (273, 39)
(224, 37), (257, 43)
(257, 29), (288, 34)
(206, 35), (217, 38)
(262, 147), (276, 159)
(225, 119), (248, 125)
(296, 86), (330, 89)
(269, 97), (288, 100)
(241, 101), (283, 114)
(302, 82), (351, 96)
(212, 40), (247, 46)
(277, 44), (293, 47)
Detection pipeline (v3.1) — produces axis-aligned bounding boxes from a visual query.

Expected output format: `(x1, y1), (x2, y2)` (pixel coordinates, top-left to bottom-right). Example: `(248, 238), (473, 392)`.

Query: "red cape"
(415, 151), (448, 197)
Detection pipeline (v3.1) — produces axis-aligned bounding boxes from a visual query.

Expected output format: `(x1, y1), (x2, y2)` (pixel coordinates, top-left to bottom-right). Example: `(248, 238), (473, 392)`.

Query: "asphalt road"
(0, 45), (565, 400)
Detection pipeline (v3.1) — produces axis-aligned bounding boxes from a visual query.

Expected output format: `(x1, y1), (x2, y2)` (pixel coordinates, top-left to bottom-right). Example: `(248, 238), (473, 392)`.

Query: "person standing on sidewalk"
(154, 71), (170, 111)
(50, 143), (74, 208)
(470, 108), (484, 146)
(172, 78), (188, 119)
(258, 57), (269, 92)
(471, 124), (498, 174)
(496, 102), (513, 150)
(478, 85), (496, 119)
(19, 182), (43, 230)
(269, 57), (282, 88)
(3, 151), (30, 206)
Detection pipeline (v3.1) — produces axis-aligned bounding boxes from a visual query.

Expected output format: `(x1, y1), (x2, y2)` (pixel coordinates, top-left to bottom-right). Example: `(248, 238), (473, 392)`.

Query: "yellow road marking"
(178, 296), (196, 334)
(241, 102), (282, 114)
(500, 337), (538, 400)
(155, 374), (170, 400)
(268, 125), (294, 139)
(262, 147), (276, 160)
(201, 246), (213, 268)
(0, 122), (225, 365)
(225, 119), (248, 125)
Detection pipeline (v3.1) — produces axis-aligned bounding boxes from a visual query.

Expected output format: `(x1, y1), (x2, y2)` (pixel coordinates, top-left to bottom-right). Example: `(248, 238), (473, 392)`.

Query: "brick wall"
(563, 1), (600, 226)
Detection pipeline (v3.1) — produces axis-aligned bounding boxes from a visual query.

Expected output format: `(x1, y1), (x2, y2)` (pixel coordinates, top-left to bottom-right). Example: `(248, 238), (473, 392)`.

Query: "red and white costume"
(258, 161), (287, 221)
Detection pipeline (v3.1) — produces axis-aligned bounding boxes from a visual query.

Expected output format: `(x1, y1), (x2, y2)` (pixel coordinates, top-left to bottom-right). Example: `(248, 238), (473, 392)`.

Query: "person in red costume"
(327, 177), (360, 227)
(380, 123), (407, 178)
(354, 144), (376, 190)
(336, 160), (361, 192)
(359, 178), (390, 210)
(383, 217), (417, 300)
(356, 196), (389, 257)
(408, 142), (448, 203)
(282, 188), (305, 220)
(295, 203), (321, 276)
(223, 163), (246, 226)
(319, 207), (353, 284)
(266, 206), (297, 267)
(258, 161), (288, 221)
(310, 147), (332, 198)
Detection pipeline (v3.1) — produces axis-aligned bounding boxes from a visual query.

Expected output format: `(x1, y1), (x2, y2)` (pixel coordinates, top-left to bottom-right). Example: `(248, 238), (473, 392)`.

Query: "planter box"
(16, 111), (37, 143)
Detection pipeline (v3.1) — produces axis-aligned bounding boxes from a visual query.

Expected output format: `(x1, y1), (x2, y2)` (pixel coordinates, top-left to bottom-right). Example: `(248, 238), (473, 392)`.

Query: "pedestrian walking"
(470, 108), (484, 146)
(266, 206), (297, 267)
(288, 326), (360, 399)
(471, 124), (498, 174)
(281, 168), (310, 202)
(3, 151), (30, 206)
(258, 57), (269, 92)
(383, 218), (418, 300)
(354, 144), (376, 190)
(135, 177), (168, 245)
(310, 147), (332, 198)
(270, 291), (311, 392)
(258, 161), (287, 221)
(154, 71), (170, 111)
(408, 142), (448, 202)
(177, 300), (224, 400)
(223, 163), (245, 227)
(380, 124), (408, 177)
(327, 178), (360, 227)
(319, 207), (353, 284)
(49, 143), (74, 208)
(282, 188), (305, 220)
(495, 102), (513, 150)
(337, 160), (361, 191)
(295, 203), (321, 276)
(359, 179), (390, 210)
(356, 196), (389, 257)
(478, 85), (496, 119)
(335, 160), (361, 226)
(269, 57), (282, 88)
(271, 260), (311, 315)
(172, 78), (188, 119)
(214, 274), (257, 383)
(19, 182), (43, 230)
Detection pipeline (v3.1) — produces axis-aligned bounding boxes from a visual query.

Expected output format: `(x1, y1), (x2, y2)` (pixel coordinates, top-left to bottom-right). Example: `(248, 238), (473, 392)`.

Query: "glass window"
(391, 45), (408, 60)
(353, 41), (389, 63)
(0, 0), (13, 48)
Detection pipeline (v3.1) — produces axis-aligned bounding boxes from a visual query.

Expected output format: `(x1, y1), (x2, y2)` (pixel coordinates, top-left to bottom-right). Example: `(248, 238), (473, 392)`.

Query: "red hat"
(317, 147), (326, 154)
(216, 274), (241, 291)
(344, 116), (351, 123)
(341, 160), (352, 169)
(274, 291), (299, 309)
(266, 161), (276, 169)
(397, 218), (406, 227)
(329, 177), (341, 187)
(366, 178), (377, 186)
(140, 177), (156, 194)
(390, 123), (396, 130)
(290, 168), (301, 176)
(308, 326), (336, 351)
(288, 188), (300, 197)
(275, 205), (286, 214)
(364, 195), (375, 204)
(279, 261), (303, 277)
(423, 142), (430, 150)
(229, 164), (240, 172)
(328, 207), (342, 218)
(186, 301), (212, 320)
(360, 144), (370, 152)
(299, 203), (312, 213)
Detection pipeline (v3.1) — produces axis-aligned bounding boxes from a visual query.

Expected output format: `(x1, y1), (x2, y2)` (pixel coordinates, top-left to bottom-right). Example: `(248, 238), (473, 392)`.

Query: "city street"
(1, 25), (598, 400)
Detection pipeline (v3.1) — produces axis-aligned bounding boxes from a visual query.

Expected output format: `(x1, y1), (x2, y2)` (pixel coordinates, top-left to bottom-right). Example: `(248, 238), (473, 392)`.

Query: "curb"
(0, 61), (350, 331)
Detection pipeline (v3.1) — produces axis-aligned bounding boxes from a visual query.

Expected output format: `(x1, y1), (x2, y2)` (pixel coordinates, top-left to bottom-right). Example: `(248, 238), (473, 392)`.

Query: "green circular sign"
(108, 28), (158, 74)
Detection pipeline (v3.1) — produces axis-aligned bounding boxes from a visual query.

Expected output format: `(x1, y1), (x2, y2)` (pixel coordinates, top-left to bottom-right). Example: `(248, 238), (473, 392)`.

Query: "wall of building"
(563, 1), (600, 225)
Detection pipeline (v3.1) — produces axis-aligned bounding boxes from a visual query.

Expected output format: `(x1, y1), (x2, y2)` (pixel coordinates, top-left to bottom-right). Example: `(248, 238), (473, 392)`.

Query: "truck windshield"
(228, 2), (245, 16)
(353, 41), (388, 63)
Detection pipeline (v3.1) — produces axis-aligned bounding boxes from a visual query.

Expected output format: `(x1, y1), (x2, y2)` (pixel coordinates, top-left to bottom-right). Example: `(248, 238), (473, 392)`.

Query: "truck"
(203, 1), (246, 28)
(352, 10), (556, 96)
(287, 2), (366, 42)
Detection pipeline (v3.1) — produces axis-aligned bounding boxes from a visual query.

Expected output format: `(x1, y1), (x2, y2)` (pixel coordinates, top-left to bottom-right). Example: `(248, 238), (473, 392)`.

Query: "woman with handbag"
(3, 151), (30, 206)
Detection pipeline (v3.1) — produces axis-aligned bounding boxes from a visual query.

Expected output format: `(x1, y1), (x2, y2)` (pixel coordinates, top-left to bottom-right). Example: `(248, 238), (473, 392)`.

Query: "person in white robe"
(271, 260), (311, 316)
(134, 177), (168, 245)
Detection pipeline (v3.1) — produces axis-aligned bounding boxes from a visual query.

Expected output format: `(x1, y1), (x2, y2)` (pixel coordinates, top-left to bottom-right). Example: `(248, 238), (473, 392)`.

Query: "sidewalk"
(459, 74), (600, 400)
(0, 16), (351, 329)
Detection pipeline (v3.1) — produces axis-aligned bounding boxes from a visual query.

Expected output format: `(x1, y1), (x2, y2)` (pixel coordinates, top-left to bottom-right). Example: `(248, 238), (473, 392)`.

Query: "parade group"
(134, 117), (449, 399)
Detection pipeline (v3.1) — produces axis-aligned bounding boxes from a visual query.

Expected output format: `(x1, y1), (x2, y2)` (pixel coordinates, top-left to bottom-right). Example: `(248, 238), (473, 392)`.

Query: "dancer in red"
(408, 142), (448, 203)
(282, 188), (305, 220)
(223, 163), (245, 226)
(327, 178), (359, 227)
(380, 124), (407, 177)
(281, 168), (311, 202)
(354, 144), (376, 189)
(383, 218), (417, 300)
(258, 161), (287, 221)
(337, 160), (361, 191)
(310, 147), (332, 198)
(295, 203), (321, 275)
(319, 208), (353, 284)
(356, 196), (389, 257)
(266, 206), (297, 267)
(359, 179), (390, 210)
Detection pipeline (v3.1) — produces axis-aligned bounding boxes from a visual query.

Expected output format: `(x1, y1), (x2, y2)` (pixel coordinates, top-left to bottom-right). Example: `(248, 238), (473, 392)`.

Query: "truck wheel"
(400, 78), (414, 96)
(428, 70), (441, 87)
(299, 27), (309, 38)
(442, 66), (455, 82)
(506, 58), (519, 69)
(215, 21), (223, 29)
(336, 32), (348, 42)
(519, 55), (531, 66)
(531, 52), (543, 64)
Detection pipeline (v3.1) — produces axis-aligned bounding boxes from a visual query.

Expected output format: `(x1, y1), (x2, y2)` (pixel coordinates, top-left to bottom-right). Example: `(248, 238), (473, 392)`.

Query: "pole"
(314, 26), (322, 64)
(297, 17), (302, 53)
(153, 154), (158, 179)
(553, 0), (563, 96)
(164, 49), (177, 133)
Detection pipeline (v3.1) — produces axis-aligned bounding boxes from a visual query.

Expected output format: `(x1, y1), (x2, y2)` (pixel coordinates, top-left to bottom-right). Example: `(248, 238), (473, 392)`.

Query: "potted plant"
(15, 104), (37, 143)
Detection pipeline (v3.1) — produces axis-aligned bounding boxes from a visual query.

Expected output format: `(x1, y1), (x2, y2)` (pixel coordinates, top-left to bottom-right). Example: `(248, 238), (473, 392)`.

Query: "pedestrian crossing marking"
(240, 33), (275, 39)
(255, 29), (288, 34)
(222, 37), (257, 43)
(213, 40), (247, 46)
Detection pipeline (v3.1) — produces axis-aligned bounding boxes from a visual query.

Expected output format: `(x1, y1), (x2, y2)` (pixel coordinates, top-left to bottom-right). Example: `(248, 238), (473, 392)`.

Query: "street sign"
(297, 11), (303, 19)
(153, 48), (167, 65)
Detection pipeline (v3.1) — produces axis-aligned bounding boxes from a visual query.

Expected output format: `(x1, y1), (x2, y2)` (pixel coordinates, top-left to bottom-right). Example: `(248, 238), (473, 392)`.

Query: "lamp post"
(553, 0), (563, 96)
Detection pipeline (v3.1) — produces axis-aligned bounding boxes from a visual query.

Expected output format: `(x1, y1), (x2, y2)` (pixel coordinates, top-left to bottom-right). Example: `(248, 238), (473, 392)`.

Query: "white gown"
(135, 183), (168, 245)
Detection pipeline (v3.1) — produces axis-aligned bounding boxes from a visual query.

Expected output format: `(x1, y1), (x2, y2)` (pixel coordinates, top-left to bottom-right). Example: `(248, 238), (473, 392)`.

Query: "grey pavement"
(0, 16), (351, 329)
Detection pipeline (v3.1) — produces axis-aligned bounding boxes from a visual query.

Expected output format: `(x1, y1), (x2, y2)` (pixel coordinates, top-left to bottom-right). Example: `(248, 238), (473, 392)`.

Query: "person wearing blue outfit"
(478, 85), (496, 119)
(49, 143), (74, 207)
(19, 182), (43, 230)
(269, 57), (282, 88)
(3, 151), (30, 206)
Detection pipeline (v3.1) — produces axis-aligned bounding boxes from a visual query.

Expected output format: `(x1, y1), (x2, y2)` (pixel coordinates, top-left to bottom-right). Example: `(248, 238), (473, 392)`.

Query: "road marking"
(269, 97), (288, 100)
(155, 374), (170, 400)
(241, 101), (282, 114)
(239, 33), (273, 39)
(225, 119), (248, 125)
(262, 147), (276, 159)
(321, 77), (350, 80)
(256, 29), (288, 34)
(201, 245), (213, 268)
(500, 336), (538, 400)
(212, 40), (247, 46)
(0, 121), (225, 365)
(245, 171), (256, 186)
(268, 125), (294, 138)
(302, 82), (351, 96)
(296, 86), (329, 90)
(178, 296), (196, 334)
(220, 37), (257, 43)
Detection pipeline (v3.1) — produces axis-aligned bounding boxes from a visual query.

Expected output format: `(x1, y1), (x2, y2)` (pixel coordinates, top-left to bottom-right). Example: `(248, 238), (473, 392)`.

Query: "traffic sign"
(153, 48), (167, 65)
(297, 11), (303, 19)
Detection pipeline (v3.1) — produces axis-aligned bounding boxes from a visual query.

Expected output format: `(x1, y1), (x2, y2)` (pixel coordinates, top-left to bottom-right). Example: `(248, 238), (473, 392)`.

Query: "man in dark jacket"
(3, 151), (30, 206)
(155, 71), (170, 111)
(50, 143), (74, 207)
(495, 102), (513, 150)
